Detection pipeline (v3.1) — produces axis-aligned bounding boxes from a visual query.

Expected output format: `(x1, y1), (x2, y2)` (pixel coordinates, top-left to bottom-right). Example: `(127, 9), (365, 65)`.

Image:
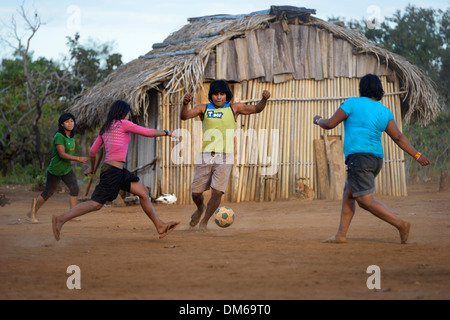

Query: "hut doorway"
(129, 89), (159, 197)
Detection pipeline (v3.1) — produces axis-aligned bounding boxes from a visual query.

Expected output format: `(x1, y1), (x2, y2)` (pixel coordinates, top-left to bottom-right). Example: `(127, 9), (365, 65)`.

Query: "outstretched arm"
(233, 90), (271, 116)
(313, 108), (348, 129)
(55, 145), (88, 164)
(385, 119), (430, 166)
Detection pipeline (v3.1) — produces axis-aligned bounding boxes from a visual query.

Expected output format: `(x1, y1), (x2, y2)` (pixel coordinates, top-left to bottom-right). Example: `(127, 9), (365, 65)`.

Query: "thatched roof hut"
(70, 6), (441, 204)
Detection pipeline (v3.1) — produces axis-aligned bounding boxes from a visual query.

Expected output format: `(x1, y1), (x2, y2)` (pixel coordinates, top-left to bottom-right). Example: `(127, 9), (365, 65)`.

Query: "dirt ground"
(0, 181), (449, 301)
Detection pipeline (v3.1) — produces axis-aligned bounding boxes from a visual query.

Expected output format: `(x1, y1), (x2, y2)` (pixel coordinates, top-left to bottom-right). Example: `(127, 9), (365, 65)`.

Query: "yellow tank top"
(201, 102), (236, 154)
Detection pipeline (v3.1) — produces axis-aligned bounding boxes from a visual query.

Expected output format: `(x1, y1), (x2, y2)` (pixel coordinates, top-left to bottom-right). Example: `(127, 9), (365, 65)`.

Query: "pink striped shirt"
(90, 120), (155, 162)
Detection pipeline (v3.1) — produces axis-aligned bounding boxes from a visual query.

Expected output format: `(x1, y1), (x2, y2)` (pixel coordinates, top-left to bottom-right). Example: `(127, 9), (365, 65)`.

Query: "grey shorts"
(191, 152), (234, 194)
(346, 153), (383, 198)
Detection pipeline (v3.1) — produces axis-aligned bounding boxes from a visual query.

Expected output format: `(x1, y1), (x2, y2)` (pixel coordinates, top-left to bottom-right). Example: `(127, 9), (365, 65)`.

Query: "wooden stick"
(84, 149), (104, 197)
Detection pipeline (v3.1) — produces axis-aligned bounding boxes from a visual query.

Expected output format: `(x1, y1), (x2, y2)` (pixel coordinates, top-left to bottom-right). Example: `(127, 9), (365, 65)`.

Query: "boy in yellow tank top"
(181, 80), (270, 231)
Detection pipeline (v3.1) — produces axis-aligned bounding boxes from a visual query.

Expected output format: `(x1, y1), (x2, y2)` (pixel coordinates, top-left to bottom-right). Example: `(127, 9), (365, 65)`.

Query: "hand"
(313, 115), (322, 124)
(78, 156), (89, 163)
(183, 94), (193, 105)
(417, 153), (430, 166)
(262, 90), (270, 100)
(169, 130), (180, 139)
(84, 168), (94, 176)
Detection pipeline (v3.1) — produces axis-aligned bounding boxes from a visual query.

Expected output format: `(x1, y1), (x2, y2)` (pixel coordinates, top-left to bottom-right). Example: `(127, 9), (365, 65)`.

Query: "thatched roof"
(70, 5), (441, 131)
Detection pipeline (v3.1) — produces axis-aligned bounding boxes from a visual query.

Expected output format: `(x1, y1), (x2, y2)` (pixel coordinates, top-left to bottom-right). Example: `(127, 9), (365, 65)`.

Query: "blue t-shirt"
(340, 97), (394, 161)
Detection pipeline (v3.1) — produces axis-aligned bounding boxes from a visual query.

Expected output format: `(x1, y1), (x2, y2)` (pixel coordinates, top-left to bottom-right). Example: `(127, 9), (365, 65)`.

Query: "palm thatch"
(70, 6), (441, 131)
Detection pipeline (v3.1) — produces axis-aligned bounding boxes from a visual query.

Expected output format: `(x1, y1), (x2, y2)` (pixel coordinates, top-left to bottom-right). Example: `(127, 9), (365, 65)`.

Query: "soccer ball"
(214, 206), (235, 228)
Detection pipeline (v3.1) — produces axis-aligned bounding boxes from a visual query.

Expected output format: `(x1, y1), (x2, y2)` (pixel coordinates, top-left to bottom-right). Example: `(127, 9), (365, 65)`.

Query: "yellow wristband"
(414, 152), (421, 160)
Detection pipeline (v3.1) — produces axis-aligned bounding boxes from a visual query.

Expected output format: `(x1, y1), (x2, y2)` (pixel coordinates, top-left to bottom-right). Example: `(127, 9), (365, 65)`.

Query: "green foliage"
(329, 5), (450, 177)
(0, 53), (70, 172)
(403, 111), (450, 177)
(66, 33), (123, 92)
(0, 31), (122, 179)
(0, 163), (44, 188)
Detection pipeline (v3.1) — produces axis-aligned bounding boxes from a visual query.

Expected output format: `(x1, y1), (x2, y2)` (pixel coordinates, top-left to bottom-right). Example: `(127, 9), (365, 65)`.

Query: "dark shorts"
(41, 169), (79, 200)
(91, 164), (140, 204)
(346, 153), (383, 198)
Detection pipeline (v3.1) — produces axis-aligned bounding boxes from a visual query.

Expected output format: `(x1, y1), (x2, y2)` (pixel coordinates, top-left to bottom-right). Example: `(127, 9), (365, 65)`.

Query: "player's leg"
(53, 200), (103, 240)
(199, 188), (223, 231)
(28, 172), (59, 222)
(190, 192), (206, 227)
(190, 159), (211, 227)
(198, 159), (232, 230)
(61, 170), (80, 209)
(325, 183), (355, 243)
(355, 194), (410, 244)
(28, 195), (46, 222)
(130, 181), (179, 237)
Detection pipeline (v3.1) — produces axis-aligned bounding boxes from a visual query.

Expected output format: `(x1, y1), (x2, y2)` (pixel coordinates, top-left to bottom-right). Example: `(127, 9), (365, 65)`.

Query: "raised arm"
(180, 94), (207, 120)
(233, 90), (271, 116)
(385, 119), (430, 166)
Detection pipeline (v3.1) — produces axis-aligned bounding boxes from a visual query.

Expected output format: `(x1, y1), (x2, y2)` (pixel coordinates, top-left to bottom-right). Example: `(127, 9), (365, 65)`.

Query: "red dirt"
(0, 181), (449, 300)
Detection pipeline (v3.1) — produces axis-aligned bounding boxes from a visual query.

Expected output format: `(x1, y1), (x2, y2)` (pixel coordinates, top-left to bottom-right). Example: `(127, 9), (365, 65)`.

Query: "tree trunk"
(33, 102), (44, 170)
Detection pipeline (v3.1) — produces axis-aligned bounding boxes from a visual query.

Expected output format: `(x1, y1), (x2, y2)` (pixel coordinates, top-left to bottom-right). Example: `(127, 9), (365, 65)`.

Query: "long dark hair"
(359, 74), (385, 101)
(58, 113), (76, 138)
(208, 80), (233, 103)
(99, 100), (132, 135)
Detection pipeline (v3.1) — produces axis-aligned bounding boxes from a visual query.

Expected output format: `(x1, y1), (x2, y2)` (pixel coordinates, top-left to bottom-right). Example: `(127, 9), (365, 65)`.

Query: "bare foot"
(198, 221), (209, 232)
(399, 221), (411, 244)
(189, 206), (205, 228)
(26, 198), (39, 224)
(323, 235), (347, 244)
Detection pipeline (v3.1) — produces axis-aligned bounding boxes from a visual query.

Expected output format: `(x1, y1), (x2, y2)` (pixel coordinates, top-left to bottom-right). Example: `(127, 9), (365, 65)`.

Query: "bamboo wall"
(128, 75), (407, 205)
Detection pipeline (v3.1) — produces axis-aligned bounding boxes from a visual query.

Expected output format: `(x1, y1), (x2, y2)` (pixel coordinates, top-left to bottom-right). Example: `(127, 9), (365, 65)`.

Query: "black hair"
(208, 79), (233, 103)
(58, 113), (76, 138)
(359, 74), (384, 101)
(99, 100), (132, 135)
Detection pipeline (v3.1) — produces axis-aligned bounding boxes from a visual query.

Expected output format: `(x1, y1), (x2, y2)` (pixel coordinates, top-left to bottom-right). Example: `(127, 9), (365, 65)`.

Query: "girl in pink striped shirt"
(52, 100), (179, 240)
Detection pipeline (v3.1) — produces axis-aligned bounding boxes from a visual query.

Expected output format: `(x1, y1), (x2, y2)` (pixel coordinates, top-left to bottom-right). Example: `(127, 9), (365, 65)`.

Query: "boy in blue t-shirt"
(313, 74), (430, 244)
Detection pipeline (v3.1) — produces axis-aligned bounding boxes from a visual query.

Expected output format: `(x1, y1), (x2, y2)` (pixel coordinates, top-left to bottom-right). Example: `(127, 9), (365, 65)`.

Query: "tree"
(0, 54), (69, 175)
(1, 3), (74, 170)
(66, 33), (123, 94)
(328, 5), (450, 177)
(0, 3), (123, 176)
(329, 5), (449, 107)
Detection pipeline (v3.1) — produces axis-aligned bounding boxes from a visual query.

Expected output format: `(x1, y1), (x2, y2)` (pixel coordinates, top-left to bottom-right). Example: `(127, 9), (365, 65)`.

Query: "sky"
(0, 0), (449, 64)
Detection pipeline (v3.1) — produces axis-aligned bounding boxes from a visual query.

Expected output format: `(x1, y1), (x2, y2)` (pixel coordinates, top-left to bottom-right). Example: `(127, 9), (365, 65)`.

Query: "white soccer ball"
(214, 206), (235, 228)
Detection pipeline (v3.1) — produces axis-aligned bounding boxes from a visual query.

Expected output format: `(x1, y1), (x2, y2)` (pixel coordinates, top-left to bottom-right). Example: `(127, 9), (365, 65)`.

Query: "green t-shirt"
(47, 132), (75, 176)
